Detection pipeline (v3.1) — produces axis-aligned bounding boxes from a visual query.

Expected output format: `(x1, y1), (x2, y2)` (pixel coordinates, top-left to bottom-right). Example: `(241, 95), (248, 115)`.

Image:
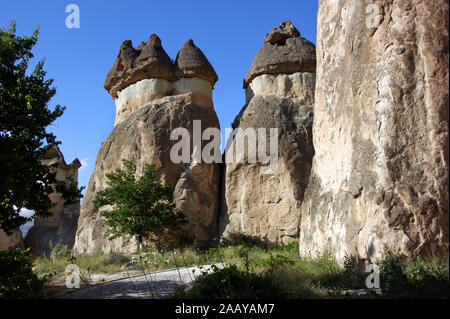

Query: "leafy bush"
(274, 242), (299, 253)
(306, 254), (367, 291)
(221, 232), (268, 249)
(173, 264), (282, 299)
(129, 249), (173, 268)
(50, 244), (72, 261)
(379, 251), (449, 298)
(94, 160), (186, 253)
(252, 254), (295, 271)
(0, 248), (47, 299)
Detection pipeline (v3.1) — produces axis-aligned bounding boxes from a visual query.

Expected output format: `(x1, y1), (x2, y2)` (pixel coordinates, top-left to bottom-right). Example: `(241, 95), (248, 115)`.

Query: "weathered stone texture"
(105, 36), (217, 126)
(173, 39), (218, 84)
(299, 0), (449, 263)
(24, 147), (81, 256)
(220, 22), (316, 244)
(74, 95), (221, 254)
(104, 34), (173, 99)
(76, 34), (221, 254)
(244, 21), (316, 88)
(0, 228), (23, 250)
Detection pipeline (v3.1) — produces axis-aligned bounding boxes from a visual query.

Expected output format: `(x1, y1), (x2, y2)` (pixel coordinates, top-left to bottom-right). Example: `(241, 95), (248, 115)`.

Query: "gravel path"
(55, 264), (221, 299)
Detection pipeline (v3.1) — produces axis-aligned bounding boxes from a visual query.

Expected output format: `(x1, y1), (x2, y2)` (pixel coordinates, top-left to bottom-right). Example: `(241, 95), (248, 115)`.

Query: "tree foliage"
(0, 248), (48, 299)
(0, 22), (82, 233)
(55, 175), (85, 207)
(93, 160), (187, 249)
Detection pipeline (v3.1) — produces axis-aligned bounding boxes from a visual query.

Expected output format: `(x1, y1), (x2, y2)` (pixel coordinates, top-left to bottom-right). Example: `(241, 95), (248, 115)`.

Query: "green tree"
(0, 22), (83, 233)
(93, 160), (187, 253)
(55, 176), (85, 207)
(0, 248), (48, 299)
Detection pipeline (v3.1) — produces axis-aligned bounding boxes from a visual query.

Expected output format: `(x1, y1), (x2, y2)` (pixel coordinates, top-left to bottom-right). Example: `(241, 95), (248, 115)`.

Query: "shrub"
(50, 244), (72, 261)
(174, 264), (282, 299)
(221, 232), (268, 249)
(93, 159), (186, 253)
(252, 254), (295, 271)
(379, 251), (449, 298)
(0, 248), (47, 299)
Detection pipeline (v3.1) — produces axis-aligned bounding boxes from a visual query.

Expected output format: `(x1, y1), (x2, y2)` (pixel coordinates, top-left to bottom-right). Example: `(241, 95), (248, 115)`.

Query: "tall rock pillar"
(220, 21), (316, 244)
(74, 35), (221, 253)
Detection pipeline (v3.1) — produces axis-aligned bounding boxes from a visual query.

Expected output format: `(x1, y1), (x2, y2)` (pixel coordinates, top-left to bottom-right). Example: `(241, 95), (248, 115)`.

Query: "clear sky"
(1, 0), (318, 194)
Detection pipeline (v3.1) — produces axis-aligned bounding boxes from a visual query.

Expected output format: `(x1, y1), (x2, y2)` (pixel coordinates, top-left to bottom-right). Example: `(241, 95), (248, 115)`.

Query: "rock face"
(0, 229), (23, 250)
(219, 21), (316, 244)
(74, 36), (221, 254)
(299, 0), (449, 263)
(24, 147), (81, 256)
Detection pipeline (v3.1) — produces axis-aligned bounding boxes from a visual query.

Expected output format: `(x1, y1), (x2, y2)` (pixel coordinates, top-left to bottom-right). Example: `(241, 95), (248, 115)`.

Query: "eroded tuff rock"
(25, 146), (81, 256)
(74, 95), (221, 254)
(106, 36), (218, 126)
(74, 36), (220, 254)
(104, 34), (173, 99)
(173, 39), (218, 84)
(0, 229), (23, 250)
(243, 21), (315, 88)
(299, 0), (449, 263)
(219, 22), (315, 244)
(264, 20), (300, 45)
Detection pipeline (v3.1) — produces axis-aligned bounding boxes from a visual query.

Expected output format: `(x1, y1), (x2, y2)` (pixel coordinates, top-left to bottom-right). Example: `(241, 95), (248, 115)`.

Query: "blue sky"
(1, 0), (318, 194)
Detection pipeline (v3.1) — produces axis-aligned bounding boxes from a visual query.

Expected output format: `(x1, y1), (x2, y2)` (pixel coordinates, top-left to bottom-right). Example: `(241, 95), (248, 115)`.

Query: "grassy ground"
(34, 234), (449, 298)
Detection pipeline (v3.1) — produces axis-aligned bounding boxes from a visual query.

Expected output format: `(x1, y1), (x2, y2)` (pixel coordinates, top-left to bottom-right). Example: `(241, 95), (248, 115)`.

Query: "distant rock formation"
(24, 146), (81, 256)
(219, 21), (316, 244)
(74, 35), (221, 254)
(298, 0), (449, 263)
(0, 228), (23, 250)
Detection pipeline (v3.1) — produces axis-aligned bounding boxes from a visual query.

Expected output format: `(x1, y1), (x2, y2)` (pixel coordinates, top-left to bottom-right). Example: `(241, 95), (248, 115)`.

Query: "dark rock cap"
(104, 34), (173, 98)
(173, 39), (218, 86)
(264, 20), (300, 44)
(104, 35), (218, 98)
(243, 20), (316, 88)
(42, 146), (81, 169)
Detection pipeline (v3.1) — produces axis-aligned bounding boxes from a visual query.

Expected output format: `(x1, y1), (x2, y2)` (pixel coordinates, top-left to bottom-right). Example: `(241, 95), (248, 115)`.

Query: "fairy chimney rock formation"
(243, 20), (316, 90)
(104, 35), (217, 126)
(25, 146), (81, 256)
(74, 35), (221, 254)
(219, 21), (316, 244)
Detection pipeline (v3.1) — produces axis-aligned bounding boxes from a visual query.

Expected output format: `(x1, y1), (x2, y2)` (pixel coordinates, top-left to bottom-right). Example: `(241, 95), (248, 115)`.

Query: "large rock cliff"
(219, 21), (316, 244)
(299, 0), (449, 263)
(74, 35), (221, 254)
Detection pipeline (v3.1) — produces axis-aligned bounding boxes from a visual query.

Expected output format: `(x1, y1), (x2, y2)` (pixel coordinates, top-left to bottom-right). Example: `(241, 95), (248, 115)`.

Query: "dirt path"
(50, 264), (221, 299)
